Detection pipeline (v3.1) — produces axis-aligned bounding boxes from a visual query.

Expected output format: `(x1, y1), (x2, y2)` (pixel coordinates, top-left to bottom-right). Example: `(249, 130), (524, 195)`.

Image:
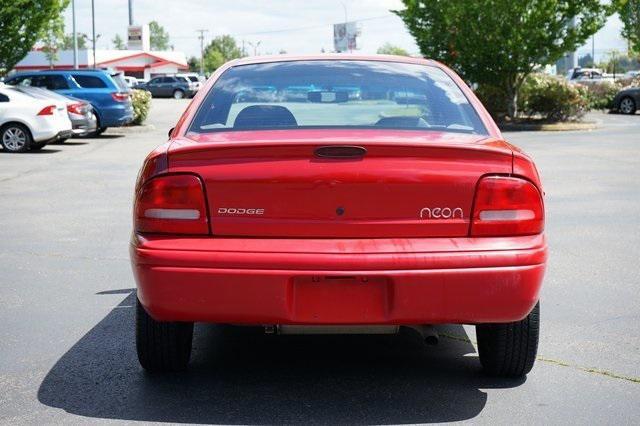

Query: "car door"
(160, 77), (175, 96)
(146, 77), (162, 97)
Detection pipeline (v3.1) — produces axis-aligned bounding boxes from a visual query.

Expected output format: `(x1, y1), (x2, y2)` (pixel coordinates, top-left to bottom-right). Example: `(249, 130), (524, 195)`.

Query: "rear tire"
(173, 89), (185, 99)
(476, 302), (539, 377)
(619, 96), (636, 115)
(1, 123), (32, 153)
(136, 297), (193, 372)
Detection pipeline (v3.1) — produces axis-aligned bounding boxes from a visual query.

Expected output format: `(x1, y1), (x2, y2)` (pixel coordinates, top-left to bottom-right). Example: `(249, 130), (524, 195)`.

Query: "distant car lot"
(0, 99), (638, 423)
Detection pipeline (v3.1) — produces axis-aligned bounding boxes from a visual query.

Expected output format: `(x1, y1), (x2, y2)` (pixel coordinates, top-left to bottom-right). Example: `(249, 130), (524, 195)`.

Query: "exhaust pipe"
(407, 325), (439, 345)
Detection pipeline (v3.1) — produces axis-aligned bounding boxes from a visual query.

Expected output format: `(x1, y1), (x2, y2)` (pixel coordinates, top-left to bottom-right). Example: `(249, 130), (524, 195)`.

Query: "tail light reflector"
(134, 174), (209, 235)
(37, 105), (56, 116)
(67, 102), (85, 115)
(470, 176), (544, 237)
(111, 92), (129, 102)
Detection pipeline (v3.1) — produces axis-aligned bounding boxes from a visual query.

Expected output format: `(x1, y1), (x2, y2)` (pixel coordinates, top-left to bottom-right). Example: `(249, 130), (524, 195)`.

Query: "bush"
(131, 89), (151, 125)
(519, 73), (588, 122)
(579, 80), (619, 110)
(474, 84), (509, 120)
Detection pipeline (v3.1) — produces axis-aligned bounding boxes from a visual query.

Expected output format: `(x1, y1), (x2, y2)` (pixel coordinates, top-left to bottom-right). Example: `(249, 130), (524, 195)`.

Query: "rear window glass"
(72, 75), (107, 88)
(187, 76), (199, 82)
(189, 60), (487, 135)
(111, 73), (130, 91)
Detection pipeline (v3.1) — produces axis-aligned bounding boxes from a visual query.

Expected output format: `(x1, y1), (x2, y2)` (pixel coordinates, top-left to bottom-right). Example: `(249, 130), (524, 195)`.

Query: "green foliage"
(518, 73), (589, 121)
(61, 33), (88, 50)
(40, 12), (66, 67)
(131, 89), (151, 125)
(203, 35), (243, 73)
(377, 43), (410, 56)
(580, 80), (620, 110)
(187, 56), (199, 73)
(0, 0), (69, 74)
(619, 0), (640, 54)
(149, 21), (169, 51)
(112, 34), (125, 50)
(395, 0), (614, 118)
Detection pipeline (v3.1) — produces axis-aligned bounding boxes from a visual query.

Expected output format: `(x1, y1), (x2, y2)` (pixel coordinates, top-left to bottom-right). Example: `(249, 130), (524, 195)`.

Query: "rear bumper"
(98, 104), (134, 127)
(131, 234), (547, 325)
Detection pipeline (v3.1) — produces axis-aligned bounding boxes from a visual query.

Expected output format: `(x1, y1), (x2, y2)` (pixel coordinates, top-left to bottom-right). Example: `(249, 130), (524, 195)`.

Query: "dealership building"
(12, 24), (188, 80)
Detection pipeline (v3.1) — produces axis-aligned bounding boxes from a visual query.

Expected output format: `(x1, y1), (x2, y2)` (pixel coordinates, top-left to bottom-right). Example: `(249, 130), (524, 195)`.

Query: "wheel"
(476, 302), (539, 377)
(173, 89), (185, 100)
(136, 296), (193, 372)
(55, 137), (69, 144)
(619, 97), (636, 115)
(1, 123), (32, 153)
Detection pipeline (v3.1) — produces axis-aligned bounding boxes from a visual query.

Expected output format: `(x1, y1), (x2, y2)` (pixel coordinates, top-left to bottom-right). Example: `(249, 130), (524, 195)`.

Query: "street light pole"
(72, 0), (78, 69)
(128, 0), (134, 26)
(91, 0), (96, 67)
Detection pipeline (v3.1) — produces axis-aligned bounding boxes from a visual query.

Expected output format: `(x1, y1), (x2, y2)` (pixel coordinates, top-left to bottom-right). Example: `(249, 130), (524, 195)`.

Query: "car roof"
(225, 53), (437, 68)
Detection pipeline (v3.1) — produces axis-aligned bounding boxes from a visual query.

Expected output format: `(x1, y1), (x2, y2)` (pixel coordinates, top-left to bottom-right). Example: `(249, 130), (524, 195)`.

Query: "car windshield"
(189, 60), (487, 135)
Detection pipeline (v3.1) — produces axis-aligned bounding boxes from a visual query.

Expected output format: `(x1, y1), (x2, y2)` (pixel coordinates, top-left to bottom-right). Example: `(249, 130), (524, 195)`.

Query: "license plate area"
(292, 275), (389, 323)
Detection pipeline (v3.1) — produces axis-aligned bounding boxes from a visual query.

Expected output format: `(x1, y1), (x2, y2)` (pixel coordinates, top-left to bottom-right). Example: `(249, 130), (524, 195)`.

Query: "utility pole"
(591, 35), (595, 67)
(72, 0), (78, 69)
(128, 0), (134, 25)
(248, 40), (261, 56)
(91, 0), (96, 67)
(196, 29), (208, 76)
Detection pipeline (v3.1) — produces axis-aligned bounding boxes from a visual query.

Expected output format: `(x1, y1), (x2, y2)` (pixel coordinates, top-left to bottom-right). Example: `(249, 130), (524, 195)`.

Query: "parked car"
(131, 55), (547, 377)
(612, 86), (640, 115)
(13, 86), (96, 138)
(138, 76), (195, 99)
(4, 69), (133, 136)
(0, 84), (72, 152)
(122, 75), (139, 88)
(176, 73), (204, 91)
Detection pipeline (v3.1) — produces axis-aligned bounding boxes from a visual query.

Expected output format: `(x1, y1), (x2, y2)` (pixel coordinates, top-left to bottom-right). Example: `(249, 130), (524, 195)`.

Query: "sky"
(62, 0), (629, 62)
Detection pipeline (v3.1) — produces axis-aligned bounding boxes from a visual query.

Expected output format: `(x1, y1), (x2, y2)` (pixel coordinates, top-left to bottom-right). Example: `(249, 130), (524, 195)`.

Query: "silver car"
(14, 86), (97, 139)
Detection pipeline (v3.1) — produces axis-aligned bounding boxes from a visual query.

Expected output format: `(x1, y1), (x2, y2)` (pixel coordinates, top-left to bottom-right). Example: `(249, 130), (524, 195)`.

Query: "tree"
(112, 34), (126, 50)
(0, 0), (69, 74)
(61, 33), (88, 50)
(395, 0), (614, 118)
(187, 56), (199, 72)
(619, 0), (640, 54)
(578, 53), (594, 68)
(149, 21), (170, 50)
(377, 43), (409, 56)
(203, 35), (243, 73)
(40, 13), (66, 68)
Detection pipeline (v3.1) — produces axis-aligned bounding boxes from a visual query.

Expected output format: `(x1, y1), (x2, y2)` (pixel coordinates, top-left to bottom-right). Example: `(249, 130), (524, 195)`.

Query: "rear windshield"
(189, 60), (487, 135)
(110, 73), (130, 92)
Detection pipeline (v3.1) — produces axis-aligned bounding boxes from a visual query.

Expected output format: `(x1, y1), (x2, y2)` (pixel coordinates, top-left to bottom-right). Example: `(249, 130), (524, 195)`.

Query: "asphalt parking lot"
(1, 99), (639, 424)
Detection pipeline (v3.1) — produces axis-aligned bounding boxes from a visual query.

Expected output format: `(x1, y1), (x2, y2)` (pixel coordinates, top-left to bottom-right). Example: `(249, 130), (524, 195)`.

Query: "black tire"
(476, 302), (539, 377)
(55, 137), (69, 144)
(619, 96), (637, 115)
(1, 123), (32, 153)
(173, 89), (185, 100)
(136, 297), (193, 372)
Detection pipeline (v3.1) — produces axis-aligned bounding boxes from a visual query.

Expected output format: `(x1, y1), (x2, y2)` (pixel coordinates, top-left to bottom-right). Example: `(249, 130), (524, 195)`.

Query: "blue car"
(5, 69), (134, 135)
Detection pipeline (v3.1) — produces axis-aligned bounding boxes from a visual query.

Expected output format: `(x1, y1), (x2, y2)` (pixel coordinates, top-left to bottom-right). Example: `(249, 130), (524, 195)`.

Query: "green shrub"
(519, 73), (589, 122)
(131, 89), (151, 125)
(579, 80), (619, 110)
(474, 84), (509, 120)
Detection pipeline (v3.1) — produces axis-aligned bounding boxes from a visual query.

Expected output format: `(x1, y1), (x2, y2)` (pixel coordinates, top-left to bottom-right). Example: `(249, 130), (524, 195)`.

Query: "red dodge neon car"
(131, 55), (546, 377)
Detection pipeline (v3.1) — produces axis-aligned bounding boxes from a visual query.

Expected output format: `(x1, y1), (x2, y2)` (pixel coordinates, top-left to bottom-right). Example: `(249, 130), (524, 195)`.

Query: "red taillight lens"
(67, 102), (84, 115)
(134, 174), (209, 235)
(111, 92), (129, 102)
(470, 176), (544, 237)
(37, 105), (56, 116)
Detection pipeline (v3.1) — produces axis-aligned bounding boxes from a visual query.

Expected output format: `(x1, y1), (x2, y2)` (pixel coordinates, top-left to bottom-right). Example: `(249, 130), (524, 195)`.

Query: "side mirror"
(168, 127), (174, 138)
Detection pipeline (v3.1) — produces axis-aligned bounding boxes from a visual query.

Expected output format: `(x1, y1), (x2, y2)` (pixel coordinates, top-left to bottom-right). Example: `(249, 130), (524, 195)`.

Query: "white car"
(176, 73), (204, 91)
(0, 84), (73, 153)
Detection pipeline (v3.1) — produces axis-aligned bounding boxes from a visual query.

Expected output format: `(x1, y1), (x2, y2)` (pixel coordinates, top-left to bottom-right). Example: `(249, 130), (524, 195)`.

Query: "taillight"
(67, 102), (84, 115)
(470, 176), (544, 237)
(111, 92), (129, 102)
(37, 105), (56, 116)
(134, 174), (209, 235)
